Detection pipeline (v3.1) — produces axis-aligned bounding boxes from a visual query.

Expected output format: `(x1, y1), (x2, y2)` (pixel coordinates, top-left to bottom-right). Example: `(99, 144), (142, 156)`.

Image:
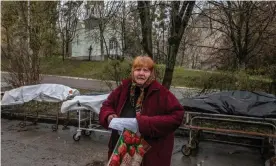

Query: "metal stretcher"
(180, 111), (276, 156)
(60, 93), (110, 141)
(68, 107), (110, 141)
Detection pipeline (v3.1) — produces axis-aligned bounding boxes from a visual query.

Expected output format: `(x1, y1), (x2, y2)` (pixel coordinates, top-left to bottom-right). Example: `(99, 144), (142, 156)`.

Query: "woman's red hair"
(131, 56), (156, 81)
(132, 56), (155, 71)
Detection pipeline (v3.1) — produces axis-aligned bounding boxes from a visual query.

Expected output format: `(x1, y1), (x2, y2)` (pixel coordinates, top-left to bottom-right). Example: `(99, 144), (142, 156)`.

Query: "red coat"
(99, 79), (184, 166)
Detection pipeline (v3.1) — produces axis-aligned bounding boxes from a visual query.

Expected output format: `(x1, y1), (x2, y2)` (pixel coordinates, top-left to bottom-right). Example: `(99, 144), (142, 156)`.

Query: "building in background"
(71, 1), (122, 61)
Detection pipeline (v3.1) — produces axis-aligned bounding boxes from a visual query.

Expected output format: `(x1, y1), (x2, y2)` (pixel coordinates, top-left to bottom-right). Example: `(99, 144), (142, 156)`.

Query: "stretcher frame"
(2, 101), (66, 132)
(68, 107), (110, 141)
(181, 111), (276, 157)
(1, 84), (79, 132)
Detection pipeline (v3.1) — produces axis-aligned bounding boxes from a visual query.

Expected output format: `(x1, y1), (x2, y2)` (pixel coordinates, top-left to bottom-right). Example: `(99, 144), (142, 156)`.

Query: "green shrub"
(155, 64), (165, 83)
(196, 70), (272, 93)
(199, 72), (236, 92)
(98, 60), (132, 89)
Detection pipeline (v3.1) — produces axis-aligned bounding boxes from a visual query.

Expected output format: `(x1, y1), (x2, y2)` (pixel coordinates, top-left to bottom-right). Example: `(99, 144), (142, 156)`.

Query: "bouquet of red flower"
(107, 128), (151, 166)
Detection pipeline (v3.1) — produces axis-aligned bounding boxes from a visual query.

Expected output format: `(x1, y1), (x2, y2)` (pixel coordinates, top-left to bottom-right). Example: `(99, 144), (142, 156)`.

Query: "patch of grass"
(2, 56), (273, 93)
(40, 57), (106, 79)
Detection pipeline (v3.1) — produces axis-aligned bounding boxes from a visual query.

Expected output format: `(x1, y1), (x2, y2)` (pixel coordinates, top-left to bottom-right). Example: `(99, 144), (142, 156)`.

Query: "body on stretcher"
(179, 90), (276, 157)
(1, 84), (80, 131)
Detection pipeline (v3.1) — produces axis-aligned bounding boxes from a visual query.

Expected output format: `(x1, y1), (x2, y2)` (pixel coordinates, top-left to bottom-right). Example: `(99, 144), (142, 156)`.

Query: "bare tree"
(162, 1), (196, 89)
(57, 1), (83, 61)
(1, 1), (58, 87)
(198, 1), (276, 70)
(137, 1), (195, 89)
(137, 1), (153, 58)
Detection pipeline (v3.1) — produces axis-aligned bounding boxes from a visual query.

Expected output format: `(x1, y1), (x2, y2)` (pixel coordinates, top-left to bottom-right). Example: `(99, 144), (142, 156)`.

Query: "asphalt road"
(1, 119), (265, 166)
(0, 72), (268, 166)
(1, 72), (201, 99)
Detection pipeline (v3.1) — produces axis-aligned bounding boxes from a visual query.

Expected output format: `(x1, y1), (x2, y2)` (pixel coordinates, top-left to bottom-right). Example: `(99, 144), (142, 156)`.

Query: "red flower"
(109, 154), (120, 166)
(123, 130), (132, 138)
(137, 145), (146, 157)
(134, 135), (141, 144)
(123, 131), (134, 144)
(124, 136), (133, 144)
(118, 143), (127, 157)
(129, 145), (135, 157)
(131, 136), (137, 144)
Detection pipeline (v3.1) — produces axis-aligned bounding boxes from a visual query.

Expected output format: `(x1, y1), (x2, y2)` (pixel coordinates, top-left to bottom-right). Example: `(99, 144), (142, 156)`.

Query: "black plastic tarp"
(179, 90), (276, 118)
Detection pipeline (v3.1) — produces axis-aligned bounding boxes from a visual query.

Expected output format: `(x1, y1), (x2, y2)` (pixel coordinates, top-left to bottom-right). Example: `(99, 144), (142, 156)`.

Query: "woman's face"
(133, 67), (151, 86)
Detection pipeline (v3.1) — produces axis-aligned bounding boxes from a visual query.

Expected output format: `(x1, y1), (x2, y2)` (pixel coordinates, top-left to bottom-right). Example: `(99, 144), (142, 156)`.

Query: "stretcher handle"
(184, 124), (276, 138)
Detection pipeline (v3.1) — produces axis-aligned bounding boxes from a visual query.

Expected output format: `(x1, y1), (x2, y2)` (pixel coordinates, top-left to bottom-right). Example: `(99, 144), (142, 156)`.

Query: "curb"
(1, 71), (108, 82)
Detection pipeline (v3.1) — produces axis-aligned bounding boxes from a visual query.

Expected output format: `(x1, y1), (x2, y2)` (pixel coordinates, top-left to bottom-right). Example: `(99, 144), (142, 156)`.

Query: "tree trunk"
(138, 1), (153, 58)
(121, 1), (126, 58)
(65, 40), (69, 58)
(99, 23), (105, 60)
(162, 41), (180, 89)
(156, 41), (160, 64)
(181, 47), (185, 66)
(62, 35), (65, 61)
(162, 1), (195, 89)
(162, 24), (165, 60)
(5, 28), (11, 59)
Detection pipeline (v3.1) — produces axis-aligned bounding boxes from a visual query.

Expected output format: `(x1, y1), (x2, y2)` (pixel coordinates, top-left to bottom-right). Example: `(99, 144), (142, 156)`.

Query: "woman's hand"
(107, 114), (118, 125)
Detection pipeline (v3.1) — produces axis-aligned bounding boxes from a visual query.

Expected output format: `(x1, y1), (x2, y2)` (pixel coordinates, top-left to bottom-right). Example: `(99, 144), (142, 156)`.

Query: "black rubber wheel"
(73, 133), (80, 141)
(81, 130), (85, 135)
(181, 145), (192, 156)
(19, 122), (26, 128)
(84, 130), (92, 136)
(9, 113), (15, 120)
(52, 125), (58, 131)
(190, 139), (199, 149)
(81, 130), (91, 136)
(33, 119), (38, 125)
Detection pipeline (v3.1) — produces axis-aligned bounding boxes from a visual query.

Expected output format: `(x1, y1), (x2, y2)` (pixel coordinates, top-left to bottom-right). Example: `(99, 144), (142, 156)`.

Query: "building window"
(109, 37), (119, 58)
(109, 38), (118, 50)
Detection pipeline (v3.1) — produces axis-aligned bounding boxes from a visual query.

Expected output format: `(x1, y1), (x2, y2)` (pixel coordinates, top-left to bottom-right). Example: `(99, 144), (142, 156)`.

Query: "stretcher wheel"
(19, 122), (26, 128)
(191, 139), (199, 149)
(181, 145), (192, 156)
(9, 113), (15, 120)
(33, 119), (38, 125)
(52, 125), (58, 131)
(62, 122), (69, 130)
(81, 130), (92, 136)
(73, 133), (80, 141)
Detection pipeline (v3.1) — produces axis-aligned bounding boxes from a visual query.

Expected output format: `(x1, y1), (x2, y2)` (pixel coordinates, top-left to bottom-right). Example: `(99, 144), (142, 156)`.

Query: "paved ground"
(1, 118), (265, 166)
(0, 72), (269, 166)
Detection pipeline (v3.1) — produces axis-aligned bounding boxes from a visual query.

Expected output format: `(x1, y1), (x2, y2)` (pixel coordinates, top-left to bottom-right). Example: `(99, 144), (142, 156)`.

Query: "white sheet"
(1, 84), (80, 106)
(60, 93), (109, 114)
(108, 118), (138, 133)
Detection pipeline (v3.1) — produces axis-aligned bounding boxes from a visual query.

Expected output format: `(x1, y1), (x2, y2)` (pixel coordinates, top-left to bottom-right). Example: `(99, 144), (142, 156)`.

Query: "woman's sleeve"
(99, 85), (122, 129)
(136, 91), (184, 138)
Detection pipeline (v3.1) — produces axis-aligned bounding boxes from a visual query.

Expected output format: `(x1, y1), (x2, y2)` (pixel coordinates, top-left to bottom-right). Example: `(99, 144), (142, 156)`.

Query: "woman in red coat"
(99, 56), (184, 166)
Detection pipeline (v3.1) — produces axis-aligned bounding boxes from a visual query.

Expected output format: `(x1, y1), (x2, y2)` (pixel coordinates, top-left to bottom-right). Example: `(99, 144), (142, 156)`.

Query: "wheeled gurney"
(179, 90), (276, 157)
(1, 84), (80, 131)
(60, 93), (110, 141)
